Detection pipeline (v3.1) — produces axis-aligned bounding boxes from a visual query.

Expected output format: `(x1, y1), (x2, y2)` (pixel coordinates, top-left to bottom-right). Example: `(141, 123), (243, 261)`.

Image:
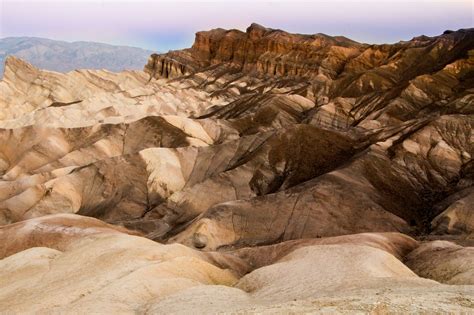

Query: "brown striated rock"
(145, 23), (364, 80)
(431, 190), (474, 235)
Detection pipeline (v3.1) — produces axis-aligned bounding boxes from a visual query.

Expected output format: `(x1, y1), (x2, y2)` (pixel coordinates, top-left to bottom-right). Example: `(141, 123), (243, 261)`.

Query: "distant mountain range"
(0, 37), (155, 76)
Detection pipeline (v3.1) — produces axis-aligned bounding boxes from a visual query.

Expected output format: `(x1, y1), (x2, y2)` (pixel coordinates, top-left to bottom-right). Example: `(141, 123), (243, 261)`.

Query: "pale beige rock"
(405, 240), (474, 285)
(1, 224), (473, 314)
(0, 233), (238, 313)
(0, 213), (140, 259)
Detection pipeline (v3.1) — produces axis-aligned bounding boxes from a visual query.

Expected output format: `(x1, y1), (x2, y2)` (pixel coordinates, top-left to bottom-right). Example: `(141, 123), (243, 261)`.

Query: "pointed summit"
(246, 23), (270, 39)
(2, 55), (39, 81)
(246, 23), (268, 32)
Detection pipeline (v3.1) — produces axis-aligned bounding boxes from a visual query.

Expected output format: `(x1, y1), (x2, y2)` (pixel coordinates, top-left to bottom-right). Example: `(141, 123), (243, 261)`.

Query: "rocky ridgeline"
(145, 23), (364, 79)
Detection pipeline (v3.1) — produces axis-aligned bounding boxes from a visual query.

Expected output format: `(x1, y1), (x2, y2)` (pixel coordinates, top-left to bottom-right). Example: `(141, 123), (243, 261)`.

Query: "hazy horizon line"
(2, 23), (473, 53)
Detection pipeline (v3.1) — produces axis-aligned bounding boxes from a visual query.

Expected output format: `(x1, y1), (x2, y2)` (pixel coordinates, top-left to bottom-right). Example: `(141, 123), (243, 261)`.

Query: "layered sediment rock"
(146, 23), (364, 79)
(1, 24), (473, 312)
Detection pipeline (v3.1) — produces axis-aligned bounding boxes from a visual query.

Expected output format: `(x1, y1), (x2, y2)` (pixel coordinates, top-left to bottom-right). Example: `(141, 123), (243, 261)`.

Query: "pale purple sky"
(0, 0), (472, 52)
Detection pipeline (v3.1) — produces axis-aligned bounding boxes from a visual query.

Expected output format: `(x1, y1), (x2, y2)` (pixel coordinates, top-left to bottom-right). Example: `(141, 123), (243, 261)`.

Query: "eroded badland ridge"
(0, 24), (473, 313)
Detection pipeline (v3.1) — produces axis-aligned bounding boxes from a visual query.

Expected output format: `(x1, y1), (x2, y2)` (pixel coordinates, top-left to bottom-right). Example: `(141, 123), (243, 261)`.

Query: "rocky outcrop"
(146, 24), (474, 90)
(145, 23), (364, 79)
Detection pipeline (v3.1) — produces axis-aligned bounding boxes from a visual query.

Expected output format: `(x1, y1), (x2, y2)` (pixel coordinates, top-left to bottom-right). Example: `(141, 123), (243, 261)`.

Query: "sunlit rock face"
(0, 25), (473, 312)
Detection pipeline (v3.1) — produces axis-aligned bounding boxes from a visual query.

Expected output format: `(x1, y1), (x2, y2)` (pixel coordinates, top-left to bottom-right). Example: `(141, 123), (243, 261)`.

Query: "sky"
(0, 0), (472, 52)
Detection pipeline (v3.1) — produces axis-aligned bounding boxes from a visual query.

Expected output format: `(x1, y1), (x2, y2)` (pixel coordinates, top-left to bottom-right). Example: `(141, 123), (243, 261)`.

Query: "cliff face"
(146, 24), (473, 133)
(146, 23), (473, 83)
(145, 23), (365, 79)
(190, 23), (364, 77)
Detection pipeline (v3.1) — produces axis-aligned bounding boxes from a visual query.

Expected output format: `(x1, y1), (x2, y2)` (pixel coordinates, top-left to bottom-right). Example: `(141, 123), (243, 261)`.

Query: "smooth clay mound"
(1, 216), (473, 313)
